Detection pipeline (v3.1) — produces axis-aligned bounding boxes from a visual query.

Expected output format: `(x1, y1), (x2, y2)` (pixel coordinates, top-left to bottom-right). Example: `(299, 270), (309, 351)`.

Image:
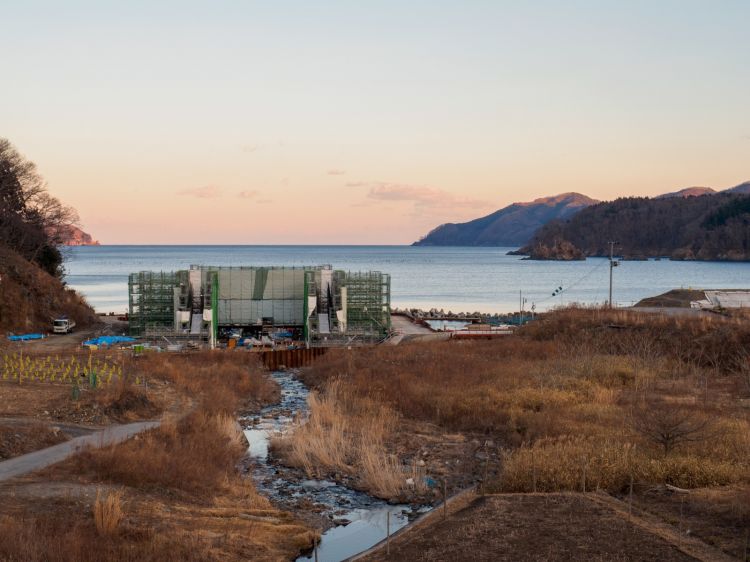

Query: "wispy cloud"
(178, 185), (222, 199)
(237, 190), (259, 199)
(241, 144), (260, 153)
(352, 181), (490, 210)
(327, 169), (346, 176)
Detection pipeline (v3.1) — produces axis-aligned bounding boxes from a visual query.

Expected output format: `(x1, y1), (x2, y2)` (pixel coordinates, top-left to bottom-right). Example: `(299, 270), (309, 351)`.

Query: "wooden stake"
(482, 443), (489, 495)
(386, 511), (390, 555)
(678, 496), (684, 547)
(443, 480), (447, 520)
(628, 472), (634, 523)
(581, 458), (587, 494)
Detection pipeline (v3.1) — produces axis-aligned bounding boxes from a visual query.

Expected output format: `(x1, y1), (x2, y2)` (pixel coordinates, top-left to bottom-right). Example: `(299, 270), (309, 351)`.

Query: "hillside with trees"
(0, 139), (95, 332)
(413, 193), (597, 246)
(517, 192), (750, 260)
(58, 225), (100, 246)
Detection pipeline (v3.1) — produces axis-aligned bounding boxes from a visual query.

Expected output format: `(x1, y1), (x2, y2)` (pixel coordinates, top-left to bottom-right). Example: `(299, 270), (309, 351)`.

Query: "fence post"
(443, 480), (447, 520)
(386, 511), (390, 555)
(628, 472), (634, 523)
(482, 443), (489, 495)
(581, 457), (587, 494)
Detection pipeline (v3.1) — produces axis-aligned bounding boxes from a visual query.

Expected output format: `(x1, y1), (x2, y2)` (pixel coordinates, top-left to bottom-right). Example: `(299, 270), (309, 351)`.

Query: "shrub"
(94, 488), (123, 536)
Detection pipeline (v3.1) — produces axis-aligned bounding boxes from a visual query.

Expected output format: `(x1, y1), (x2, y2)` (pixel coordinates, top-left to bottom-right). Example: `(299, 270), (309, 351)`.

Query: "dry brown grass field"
(2, 310), (748, 560)
(0, 351), (315, 562)
(286, 308), (750, 559)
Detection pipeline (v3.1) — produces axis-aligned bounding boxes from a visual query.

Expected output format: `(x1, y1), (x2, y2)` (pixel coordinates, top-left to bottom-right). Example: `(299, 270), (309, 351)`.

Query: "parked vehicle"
(52, 317), (76, 334)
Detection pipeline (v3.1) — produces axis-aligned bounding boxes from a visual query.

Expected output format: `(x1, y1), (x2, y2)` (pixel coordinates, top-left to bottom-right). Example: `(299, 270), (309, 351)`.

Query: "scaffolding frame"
(342, 271), (391, 338)
(127, 265), (392, 345)
(128, 271), (180, 337)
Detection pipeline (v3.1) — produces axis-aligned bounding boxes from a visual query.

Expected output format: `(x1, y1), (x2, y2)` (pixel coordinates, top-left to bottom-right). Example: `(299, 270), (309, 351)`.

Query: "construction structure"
(691, 290), (750, 310)
(128, 265), (391, 346)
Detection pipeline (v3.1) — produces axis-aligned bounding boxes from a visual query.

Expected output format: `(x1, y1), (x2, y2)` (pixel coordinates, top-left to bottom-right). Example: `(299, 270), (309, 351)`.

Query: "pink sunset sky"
(3, 1), (749, 244)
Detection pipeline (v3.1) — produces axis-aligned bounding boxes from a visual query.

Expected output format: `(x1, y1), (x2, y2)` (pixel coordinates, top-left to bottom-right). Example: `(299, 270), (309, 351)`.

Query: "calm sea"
(63, 245), (750, 314)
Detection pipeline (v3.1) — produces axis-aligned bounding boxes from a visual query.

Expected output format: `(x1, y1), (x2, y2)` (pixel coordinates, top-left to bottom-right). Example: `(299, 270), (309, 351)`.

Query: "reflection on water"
(426, 319), (472, 331)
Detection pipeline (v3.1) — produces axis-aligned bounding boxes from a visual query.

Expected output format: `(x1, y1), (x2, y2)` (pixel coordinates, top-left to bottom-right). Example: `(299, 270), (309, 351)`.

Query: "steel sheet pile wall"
(211, 266), (308, 326)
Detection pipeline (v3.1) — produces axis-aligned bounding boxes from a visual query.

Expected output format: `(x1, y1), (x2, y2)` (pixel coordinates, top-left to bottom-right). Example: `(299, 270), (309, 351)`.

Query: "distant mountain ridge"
(656, 181), (750, 198)
(518, 183), (750, 261)
(656, 187), (716, 198)
(413, 181), (750, 247)
(725, 180), (750, 194)
(413, 192), (598, 247)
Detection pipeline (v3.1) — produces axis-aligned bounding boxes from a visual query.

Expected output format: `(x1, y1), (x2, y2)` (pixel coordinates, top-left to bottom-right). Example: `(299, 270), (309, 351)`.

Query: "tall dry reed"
(93, 488), (123, 536)
(274, 380), (407, 497)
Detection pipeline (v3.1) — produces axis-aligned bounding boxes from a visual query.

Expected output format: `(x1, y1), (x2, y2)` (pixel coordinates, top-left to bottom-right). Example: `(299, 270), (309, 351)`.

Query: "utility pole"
(608, 241), (619, 308)
(519, 290), (527, 324)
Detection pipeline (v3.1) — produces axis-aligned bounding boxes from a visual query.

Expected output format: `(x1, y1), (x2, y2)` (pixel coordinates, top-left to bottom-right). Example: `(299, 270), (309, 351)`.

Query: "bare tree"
(631, 399), (712, 456)
(0, 138), (77, 276)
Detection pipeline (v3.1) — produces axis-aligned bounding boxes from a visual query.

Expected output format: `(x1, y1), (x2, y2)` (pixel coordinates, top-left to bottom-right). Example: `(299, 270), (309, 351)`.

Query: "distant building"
(128, 265), (390, 346)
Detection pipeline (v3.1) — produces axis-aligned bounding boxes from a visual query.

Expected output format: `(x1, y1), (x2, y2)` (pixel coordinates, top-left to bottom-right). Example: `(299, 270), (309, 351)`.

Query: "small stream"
(240, 371), (423, 562)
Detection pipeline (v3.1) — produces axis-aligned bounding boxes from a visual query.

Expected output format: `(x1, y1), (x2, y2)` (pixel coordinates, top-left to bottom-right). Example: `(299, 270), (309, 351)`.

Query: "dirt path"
(0, 417), (101, 438)
(8, 316), (129, 353)
(0, 420), (159, 482)
(387, 315), (451, 345)
(390, 315), (434, 335)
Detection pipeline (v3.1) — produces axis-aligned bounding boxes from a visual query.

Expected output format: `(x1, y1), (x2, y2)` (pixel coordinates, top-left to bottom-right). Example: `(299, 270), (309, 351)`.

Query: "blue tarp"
(7, 333), (45, 341)
(83, 336), (136, 347)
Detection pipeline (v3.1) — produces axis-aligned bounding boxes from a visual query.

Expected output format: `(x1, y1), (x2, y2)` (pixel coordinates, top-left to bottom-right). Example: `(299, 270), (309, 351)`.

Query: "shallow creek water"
(240, 371), (422, 562)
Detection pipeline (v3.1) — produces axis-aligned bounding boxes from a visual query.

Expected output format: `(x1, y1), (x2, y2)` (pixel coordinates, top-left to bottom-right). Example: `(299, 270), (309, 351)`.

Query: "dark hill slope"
(518, 193), (750, 261)
(725, 181), (750, 194)
(413, 193), (597, 247)
(0, 246), (96, 333)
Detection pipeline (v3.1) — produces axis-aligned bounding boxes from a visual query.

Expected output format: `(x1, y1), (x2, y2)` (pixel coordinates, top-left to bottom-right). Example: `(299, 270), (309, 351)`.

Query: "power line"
(531, 259), (608, 307)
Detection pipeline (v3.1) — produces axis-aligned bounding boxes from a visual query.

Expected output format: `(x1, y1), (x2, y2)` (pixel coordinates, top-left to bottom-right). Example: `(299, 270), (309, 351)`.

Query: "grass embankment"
(634, 289), (708, 308)
(278, 308), (750, 556)
(0, 352), (315, 562)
